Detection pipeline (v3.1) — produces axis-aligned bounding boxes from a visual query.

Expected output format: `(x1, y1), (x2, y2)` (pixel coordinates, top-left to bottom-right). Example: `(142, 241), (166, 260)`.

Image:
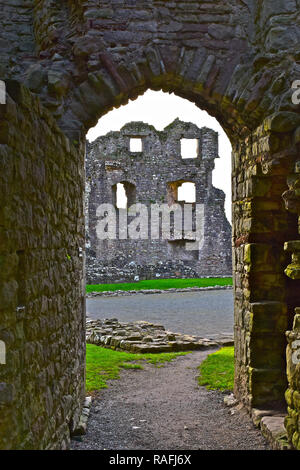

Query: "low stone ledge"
(86, 318), (234, 353)
(72, 397), (93, 437)
(223, 399), (292, 450)
(251, 409), (292, 450)
(260, 416), (292, 450)
(87, 285), (233, 298)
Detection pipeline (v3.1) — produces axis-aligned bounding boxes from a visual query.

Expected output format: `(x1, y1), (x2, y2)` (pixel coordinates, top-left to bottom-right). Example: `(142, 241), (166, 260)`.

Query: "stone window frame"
(129, 136), (143, 153)
(167, 179), (197, 205)
(180, 137), (199, 160)
(112, 180), (137, 208)
(177, 181), (196, 203)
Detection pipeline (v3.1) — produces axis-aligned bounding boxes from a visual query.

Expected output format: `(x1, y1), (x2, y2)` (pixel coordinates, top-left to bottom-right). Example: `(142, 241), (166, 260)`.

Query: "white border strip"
(0, 80), (6, 104)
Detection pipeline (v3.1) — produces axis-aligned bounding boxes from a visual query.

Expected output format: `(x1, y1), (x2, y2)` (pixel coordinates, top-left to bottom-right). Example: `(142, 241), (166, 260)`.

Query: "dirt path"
(71, 350), (269, 450)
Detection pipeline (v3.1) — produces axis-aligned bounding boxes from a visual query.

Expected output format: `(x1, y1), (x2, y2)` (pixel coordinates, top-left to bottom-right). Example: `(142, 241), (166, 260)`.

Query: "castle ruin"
(86, 119), (232, 283)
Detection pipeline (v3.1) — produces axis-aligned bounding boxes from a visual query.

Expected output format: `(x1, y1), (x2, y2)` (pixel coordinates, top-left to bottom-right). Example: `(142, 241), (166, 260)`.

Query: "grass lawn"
(197, 347), (234, 392)
(86, 277), (232, 293)
(86, 344), (190, 392)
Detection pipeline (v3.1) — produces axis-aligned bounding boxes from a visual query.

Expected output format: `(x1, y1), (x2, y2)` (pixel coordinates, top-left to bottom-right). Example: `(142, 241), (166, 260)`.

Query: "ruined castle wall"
(86, 119), (232, 283)
(0, 82), (86, 449)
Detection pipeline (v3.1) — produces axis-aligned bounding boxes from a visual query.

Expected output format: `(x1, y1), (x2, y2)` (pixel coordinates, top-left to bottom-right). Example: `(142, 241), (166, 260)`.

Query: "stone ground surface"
(71, 351), (270, 450)
(86, 290), (234, 338)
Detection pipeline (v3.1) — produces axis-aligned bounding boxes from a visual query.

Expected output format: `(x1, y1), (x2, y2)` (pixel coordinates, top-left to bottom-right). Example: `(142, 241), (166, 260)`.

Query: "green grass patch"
(120, 363), (143, 370)
(86, 344), (189, 392)
(86, 277), (232, 293)
(198, 346), (234, 392)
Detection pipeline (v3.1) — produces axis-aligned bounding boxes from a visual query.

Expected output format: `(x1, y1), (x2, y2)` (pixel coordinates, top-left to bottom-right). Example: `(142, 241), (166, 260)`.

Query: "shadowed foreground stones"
(86, 318), (234, 353)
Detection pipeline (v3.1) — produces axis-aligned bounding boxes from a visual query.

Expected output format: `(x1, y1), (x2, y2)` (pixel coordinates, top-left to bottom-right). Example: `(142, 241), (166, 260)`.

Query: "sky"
(87, 90), (232, 222)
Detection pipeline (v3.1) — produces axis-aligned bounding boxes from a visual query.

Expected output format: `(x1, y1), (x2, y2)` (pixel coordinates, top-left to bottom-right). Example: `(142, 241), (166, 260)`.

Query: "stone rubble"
(224, 394), (238, 408)
(86, 318), (234, 353)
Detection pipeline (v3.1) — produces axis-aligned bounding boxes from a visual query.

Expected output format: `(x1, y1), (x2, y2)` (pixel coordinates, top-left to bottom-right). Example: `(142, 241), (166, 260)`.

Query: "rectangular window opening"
(130, 138), (143, 152)
(177, 182), (196, 203)
(181, 138), (198, 159)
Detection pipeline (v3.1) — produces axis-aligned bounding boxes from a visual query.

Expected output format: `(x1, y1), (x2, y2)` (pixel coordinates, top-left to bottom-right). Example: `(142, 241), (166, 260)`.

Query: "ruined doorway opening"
(87, 90), (232, 223)
(3, 1), (300, 450)
(85, 89), (234, 373)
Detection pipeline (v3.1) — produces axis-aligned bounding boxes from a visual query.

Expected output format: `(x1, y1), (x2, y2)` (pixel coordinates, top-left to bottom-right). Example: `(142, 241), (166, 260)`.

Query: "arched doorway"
(1, 1), (300, 450)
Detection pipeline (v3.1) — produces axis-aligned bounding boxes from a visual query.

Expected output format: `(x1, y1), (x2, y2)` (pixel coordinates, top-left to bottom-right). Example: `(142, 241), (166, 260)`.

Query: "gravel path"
(72, 350), (269, 450)
(86, 290), (233, 338)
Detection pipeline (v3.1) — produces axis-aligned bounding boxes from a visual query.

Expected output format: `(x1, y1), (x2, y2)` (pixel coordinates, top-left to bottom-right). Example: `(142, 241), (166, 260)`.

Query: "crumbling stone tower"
(86, 119), (232, 283)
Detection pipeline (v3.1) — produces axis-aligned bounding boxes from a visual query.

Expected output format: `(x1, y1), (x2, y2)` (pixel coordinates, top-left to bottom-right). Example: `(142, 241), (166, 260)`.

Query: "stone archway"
(0, 0), (300, 449)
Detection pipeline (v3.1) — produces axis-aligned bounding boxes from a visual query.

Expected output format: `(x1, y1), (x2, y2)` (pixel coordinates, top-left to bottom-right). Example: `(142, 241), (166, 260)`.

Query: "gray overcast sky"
(87, 90), (232, 222)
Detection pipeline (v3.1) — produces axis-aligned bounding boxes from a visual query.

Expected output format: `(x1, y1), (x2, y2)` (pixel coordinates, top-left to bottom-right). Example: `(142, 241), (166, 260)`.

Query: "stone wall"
(282, 139), (300, 450)
(3, 1), (299, 141)
(86, 119), (232, 284)
(233, 120), (300, 412)
(0, 82), (86, 449)
(0, 0), (300, 450)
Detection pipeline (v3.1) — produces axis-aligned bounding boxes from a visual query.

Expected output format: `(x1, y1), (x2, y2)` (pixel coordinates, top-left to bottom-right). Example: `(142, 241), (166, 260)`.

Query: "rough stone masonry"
(0, 0), (300, 450)
(86, 318), (234, 353)
(86, 119), (232, 283)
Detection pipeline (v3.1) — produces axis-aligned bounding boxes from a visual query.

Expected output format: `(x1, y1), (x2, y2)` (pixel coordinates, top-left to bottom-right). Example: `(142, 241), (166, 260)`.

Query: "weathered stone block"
(249, 301), (288, 334)
(0, 383), (15, 404)
(264, 112), (300, 133)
